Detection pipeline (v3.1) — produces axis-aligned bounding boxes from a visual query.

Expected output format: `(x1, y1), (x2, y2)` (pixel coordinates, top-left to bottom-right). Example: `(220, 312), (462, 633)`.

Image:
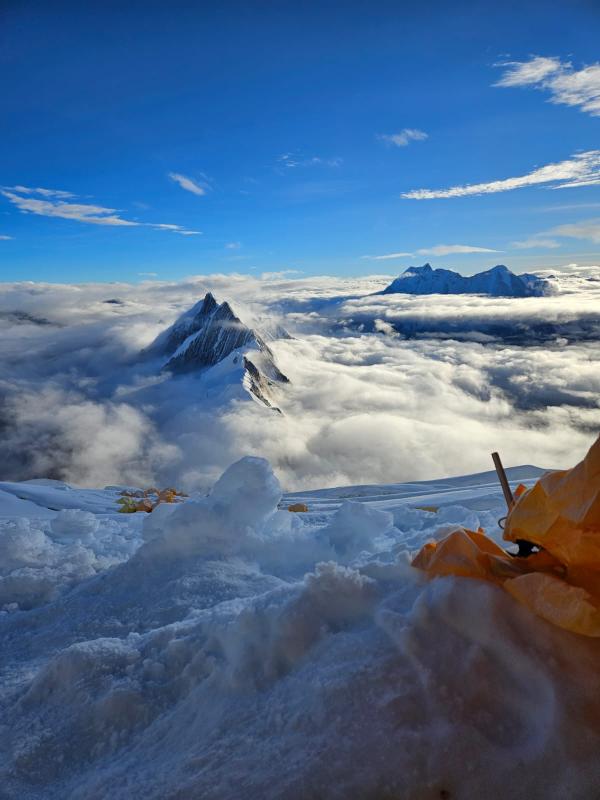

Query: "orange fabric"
(504, 436), (600, 568)
(412, 436), (600, 637)
(513, 483), (528, 500)
(412, 529), (507, 582)
(504, 572), (600, 638)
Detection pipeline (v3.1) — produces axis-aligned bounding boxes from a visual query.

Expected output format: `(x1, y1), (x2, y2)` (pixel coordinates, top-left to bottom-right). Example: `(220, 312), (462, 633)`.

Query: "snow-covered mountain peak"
(163, 295), (263, 373)
(145, 292), (289, 409)
(145, 291), (219, 358)
(407, 262), (433, 274)
(381, 263), (551, 297)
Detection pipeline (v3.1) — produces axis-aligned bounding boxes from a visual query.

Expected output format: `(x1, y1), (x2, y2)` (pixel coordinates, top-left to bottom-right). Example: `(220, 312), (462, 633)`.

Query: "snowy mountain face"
(381, 263), (551, 297)
(145, 293), (289, 410)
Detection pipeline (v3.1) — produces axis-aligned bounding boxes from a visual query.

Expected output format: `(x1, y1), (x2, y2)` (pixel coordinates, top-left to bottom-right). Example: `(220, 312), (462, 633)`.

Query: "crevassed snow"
(1, 458), (599, 800)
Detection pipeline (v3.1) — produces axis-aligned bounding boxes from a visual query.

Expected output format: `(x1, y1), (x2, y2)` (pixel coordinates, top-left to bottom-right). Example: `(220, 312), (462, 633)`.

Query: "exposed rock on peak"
(147, 292), (220, 359)
(145, 293), (289, 410)
(164, 299), (258, 374)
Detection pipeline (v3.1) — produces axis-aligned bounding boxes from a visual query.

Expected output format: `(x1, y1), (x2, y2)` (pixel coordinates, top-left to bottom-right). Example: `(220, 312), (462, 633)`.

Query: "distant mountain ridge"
(380, 264), (551, 298)
(145, 292), (289, 410)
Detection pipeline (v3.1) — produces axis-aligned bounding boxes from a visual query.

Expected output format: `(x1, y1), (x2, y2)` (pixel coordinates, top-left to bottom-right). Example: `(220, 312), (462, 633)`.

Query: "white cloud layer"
(378, 129), (428, 147)
(495, 56), (600, 117)
(0, 271), (597, 491)
(402, 151), (600, 199)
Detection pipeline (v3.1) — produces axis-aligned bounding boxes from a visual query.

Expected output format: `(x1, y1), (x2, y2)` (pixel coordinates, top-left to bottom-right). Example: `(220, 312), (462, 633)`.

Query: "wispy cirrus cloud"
(361, 252), (412, 261)
(0, 235), (13, 240)
(2, 188), (138, 226)
(1, 186), (201, 235)
(511, 237), (561, 250)
(151, 223), (201, 236)
(402, 150), (600, 199)
(168, 172), (208, 196)
(416, 244), (499, 256)
(517, 218), (600, 248)
(277, 153), (342, 169)
(378, 129), (428, 147)
(7, 185), (76, 199)
(550, 218), (600, 244)
(363, 244), (498, 260)
(495, 56), (600, 117)
(538, 202), (600, 212)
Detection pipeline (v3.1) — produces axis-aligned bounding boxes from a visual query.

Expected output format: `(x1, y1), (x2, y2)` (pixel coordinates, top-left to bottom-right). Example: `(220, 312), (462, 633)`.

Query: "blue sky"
(1, 0), (599, 283)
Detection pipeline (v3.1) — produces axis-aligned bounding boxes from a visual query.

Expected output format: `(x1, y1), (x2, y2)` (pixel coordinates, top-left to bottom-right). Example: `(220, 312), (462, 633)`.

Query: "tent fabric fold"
(411, 436), (600, 637)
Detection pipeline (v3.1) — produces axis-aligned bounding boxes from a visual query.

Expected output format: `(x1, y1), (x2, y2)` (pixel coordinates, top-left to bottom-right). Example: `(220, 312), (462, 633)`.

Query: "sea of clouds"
(1, 267), (599, 490)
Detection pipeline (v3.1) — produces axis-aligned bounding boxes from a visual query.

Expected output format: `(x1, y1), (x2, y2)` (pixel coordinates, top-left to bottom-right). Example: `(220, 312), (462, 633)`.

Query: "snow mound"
(324, 500), (393, 557)
(140, 456), (282, 559)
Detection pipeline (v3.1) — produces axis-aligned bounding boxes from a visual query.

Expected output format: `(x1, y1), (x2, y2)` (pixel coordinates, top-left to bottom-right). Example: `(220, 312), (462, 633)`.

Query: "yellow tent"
(412, 436), (600, 637)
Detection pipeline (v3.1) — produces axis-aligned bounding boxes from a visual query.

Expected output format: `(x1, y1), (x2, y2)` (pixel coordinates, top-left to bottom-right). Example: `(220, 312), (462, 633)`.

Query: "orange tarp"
(412, 436), (600, 637)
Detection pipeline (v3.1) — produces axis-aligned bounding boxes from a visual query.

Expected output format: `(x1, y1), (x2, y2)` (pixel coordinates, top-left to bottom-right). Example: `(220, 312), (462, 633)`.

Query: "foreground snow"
(1, 459), (599, 799)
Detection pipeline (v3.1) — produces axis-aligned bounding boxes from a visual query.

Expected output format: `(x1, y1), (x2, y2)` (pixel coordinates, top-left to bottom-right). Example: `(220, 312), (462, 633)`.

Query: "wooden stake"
(491, 451), (514, 510)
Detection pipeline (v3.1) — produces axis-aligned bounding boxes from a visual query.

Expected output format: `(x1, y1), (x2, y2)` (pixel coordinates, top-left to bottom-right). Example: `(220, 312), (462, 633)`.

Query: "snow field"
(0, 458), (599, 799)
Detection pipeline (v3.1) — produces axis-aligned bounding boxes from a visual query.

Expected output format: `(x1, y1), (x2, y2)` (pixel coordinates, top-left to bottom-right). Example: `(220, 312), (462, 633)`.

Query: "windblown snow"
(1, 458), (599, 799)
